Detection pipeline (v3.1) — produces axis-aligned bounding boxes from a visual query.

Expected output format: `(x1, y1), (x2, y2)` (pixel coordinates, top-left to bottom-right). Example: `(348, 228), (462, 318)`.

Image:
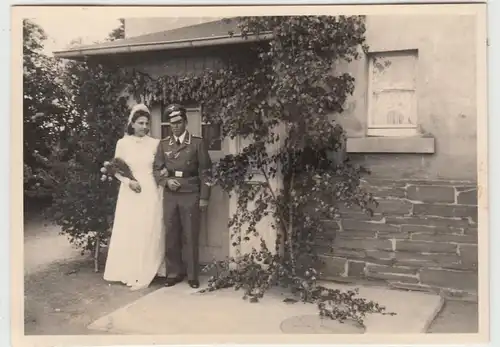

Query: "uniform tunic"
(153, 131), (212, 279)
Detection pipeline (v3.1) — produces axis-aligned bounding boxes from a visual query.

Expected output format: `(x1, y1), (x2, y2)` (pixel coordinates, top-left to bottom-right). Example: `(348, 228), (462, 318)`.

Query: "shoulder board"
(161, 136), (171, 142)
(192, 135), (202, 139)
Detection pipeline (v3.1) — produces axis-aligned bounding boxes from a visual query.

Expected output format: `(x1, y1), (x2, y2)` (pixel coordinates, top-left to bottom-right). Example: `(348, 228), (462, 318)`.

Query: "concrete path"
(88, 277), (443, 335)
(24, 219), (84, 276)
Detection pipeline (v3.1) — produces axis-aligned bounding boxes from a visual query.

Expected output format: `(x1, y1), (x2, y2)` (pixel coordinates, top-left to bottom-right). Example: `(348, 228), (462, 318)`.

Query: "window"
(367, 50), (418, 137)
(160, 104), (222, 151)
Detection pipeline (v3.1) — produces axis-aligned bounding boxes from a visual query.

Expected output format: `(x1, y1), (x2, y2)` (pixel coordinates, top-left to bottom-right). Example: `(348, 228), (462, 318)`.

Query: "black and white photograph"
(12, 3), (488, 345)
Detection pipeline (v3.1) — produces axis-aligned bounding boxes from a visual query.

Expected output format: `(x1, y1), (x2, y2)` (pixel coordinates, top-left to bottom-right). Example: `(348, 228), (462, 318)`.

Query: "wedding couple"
(103, 103), (212, 291)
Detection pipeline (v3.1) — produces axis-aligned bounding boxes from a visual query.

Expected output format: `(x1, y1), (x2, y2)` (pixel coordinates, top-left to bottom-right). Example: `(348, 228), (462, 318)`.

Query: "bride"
(103, 104), (166, 290)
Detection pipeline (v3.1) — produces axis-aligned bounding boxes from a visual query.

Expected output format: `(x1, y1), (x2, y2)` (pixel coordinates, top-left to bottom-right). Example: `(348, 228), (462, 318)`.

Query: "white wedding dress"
(103, 134), (167, 289)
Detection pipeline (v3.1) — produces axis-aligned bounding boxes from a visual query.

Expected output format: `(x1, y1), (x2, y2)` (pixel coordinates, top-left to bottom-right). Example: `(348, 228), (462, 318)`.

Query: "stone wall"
(319, 178), (478, 300)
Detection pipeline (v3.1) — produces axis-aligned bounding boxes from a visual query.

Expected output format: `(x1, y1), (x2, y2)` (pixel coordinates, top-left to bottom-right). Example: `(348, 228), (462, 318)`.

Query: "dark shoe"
(165, 275), (185, 287)
(188, 280), (200, 289)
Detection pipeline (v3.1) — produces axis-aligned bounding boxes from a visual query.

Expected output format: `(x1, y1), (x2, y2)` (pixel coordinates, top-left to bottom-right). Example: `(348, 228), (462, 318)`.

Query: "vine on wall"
(125, 16), (391, 326)
(46, 16), (393, 325)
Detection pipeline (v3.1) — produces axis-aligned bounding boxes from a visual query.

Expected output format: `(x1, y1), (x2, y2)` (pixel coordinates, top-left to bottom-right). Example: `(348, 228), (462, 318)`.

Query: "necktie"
(176, 138), (181, 145)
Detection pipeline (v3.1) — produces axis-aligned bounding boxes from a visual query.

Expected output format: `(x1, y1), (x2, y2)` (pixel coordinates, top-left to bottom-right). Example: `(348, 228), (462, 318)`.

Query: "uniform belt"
(167, 169), (198, 178)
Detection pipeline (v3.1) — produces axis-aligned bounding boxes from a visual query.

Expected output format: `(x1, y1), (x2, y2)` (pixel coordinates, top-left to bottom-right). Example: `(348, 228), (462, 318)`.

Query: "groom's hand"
(199, 199), (209, 212)
(167, 179), (181, 191)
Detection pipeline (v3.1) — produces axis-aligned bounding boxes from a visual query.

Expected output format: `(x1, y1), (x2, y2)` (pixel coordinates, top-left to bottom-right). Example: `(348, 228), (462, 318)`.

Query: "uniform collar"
(169, 131), (191, 145)
(174, 131), (187, 143)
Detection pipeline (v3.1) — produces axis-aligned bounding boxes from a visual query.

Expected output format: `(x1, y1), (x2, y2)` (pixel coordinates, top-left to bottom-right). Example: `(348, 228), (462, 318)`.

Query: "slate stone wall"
(319, 179), (478, 300)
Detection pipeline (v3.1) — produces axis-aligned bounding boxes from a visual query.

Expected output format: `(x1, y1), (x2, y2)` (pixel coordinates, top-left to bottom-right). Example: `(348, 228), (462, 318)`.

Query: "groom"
(153, 104), (212, 289)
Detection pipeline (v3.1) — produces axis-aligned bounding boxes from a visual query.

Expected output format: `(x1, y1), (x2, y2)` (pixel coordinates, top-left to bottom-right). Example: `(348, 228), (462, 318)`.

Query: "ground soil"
(22, 216), (479, 335)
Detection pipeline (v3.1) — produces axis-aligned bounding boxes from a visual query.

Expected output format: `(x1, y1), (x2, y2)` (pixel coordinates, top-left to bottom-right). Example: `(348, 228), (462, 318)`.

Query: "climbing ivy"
(125, 16), (391, 326)
(42, 15), (392, 325)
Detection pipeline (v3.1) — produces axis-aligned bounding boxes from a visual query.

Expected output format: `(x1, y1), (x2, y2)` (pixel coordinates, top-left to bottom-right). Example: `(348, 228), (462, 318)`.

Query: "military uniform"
(153, 107), (212, 285)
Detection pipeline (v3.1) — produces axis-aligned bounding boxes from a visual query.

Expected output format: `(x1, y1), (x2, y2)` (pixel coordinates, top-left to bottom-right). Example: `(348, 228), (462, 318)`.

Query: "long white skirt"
(104, 172), (166, 288)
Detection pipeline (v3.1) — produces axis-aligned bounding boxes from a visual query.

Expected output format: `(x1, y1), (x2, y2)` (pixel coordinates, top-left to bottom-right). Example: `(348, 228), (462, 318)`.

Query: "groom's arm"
(153, 142), (168, 187)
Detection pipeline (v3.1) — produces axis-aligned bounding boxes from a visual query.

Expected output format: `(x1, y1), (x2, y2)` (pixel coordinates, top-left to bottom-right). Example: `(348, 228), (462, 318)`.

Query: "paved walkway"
(88, 277), (444, 335)
(24, 219), (84, 276)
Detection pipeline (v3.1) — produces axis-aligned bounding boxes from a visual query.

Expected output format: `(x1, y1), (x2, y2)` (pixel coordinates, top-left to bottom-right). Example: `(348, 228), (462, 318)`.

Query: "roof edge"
(54, 32), (273, 60)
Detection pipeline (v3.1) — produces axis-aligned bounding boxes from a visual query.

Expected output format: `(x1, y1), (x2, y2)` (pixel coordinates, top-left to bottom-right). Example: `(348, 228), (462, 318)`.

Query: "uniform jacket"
(153, 131), (212, 201)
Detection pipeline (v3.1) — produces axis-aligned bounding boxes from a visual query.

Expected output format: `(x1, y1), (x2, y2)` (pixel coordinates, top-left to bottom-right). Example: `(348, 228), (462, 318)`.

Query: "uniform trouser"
(164, 190), (200, 280)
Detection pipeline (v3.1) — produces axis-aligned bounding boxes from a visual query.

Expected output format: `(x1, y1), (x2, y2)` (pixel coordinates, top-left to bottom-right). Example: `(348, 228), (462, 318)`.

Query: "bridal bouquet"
(100, 157), (137, 183)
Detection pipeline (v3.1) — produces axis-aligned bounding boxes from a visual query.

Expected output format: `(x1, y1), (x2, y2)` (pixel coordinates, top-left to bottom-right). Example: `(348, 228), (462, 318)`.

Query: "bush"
(23, 19), (74, 203)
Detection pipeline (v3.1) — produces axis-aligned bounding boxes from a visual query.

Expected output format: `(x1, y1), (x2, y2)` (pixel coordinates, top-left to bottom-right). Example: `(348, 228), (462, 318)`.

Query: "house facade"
(323, 14), (480, 299)
(55, 14), (481, 299)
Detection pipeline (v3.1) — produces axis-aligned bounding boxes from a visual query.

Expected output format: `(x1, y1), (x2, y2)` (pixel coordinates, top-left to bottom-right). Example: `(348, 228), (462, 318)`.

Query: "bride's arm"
(113, 139), (131, 185)
(115, 173), (130, 185)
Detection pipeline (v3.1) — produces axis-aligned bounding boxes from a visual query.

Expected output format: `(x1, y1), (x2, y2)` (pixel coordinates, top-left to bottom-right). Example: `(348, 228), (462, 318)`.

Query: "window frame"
(366, 50), (419, 137)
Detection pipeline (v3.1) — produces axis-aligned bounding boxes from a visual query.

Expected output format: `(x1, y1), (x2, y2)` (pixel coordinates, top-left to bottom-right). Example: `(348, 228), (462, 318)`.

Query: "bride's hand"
(129, 180), (142, 193)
